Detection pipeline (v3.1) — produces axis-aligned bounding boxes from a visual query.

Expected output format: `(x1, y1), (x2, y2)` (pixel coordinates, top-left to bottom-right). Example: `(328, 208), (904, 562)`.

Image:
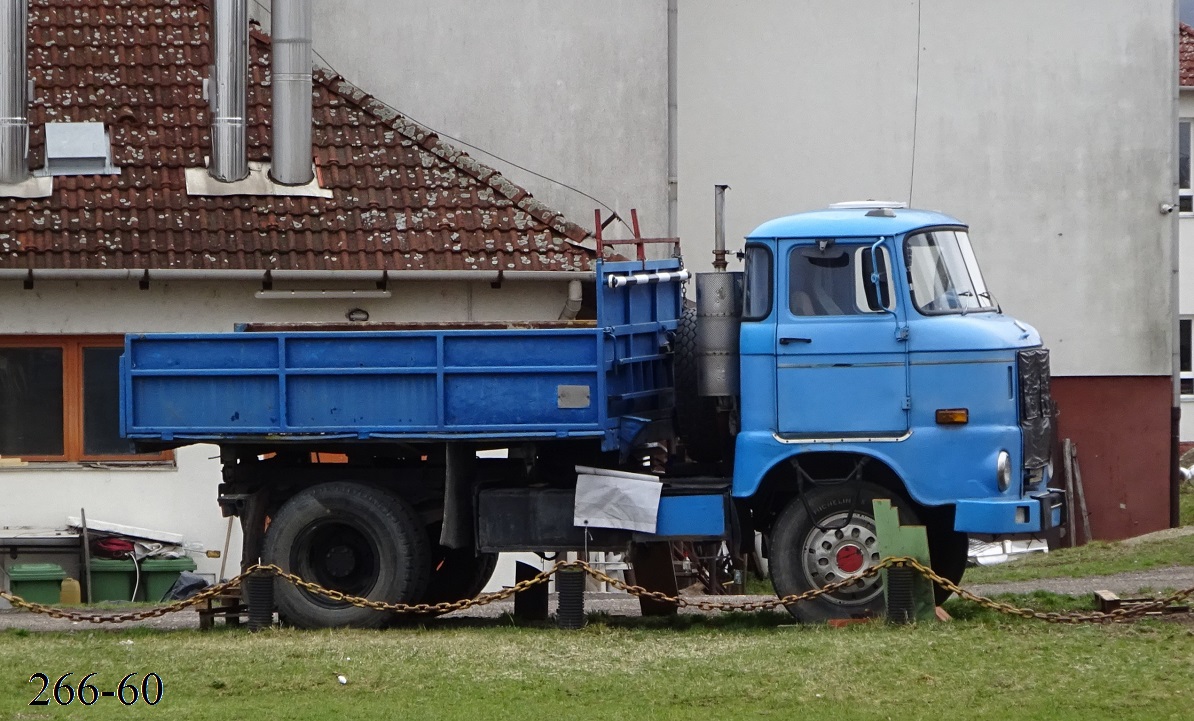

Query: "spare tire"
(263, 482), (430, 629)
(674, 306), (725, 463)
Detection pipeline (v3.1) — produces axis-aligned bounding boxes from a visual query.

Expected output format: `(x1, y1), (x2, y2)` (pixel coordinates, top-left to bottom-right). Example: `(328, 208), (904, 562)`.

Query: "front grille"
(1017, 349), (1053, 469)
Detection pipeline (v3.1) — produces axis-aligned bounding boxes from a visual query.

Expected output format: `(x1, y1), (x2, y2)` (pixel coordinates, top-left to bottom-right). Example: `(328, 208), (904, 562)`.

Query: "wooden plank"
(1062, 438), (1077, 547)
(1071, 443), (1093, 544)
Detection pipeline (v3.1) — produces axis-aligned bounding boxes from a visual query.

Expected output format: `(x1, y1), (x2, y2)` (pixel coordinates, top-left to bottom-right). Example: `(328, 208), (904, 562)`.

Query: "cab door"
(775, 239), (908, 436)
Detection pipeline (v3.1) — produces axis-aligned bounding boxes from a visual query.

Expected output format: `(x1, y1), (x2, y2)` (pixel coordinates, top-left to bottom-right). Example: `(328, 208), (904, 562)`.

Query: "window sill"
(0, 461), (177, 472)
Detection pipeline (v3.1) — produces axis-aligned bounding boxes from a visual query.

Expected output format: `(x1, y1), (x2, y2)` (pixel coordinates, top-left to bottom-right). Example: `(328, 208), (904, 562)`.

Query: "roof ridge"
(247, 25), (594, 251)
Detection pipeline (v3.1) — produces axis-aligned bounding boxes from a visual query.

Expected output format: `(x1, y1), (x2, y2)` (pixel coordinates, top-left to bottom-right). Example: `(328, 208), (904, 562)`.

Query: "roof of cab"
(745, 207), (966, 240)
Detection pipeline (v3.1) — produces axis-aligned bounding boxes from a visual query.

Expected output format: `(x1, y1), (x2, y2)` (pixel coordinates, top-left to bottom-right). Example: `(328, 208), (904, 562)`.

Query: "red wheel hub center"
(836, 545), (864, 573)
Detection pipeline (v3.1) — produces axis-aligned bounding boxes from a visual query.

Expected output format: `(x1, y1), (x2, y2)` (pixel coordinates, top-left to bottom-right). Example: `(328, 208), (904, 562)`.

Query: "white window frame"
(1181, 120), (1193, 215)
(1182, 318), (1194, 397)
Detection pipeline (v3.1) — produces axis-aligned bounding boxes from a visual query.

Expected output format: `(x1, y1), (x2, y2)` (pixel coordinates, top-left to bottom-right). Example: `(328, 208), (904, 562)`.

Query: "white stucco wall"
(256, 0), (671, 239)
(678, 0), (1176, 378)
(0, 278), (572, 586)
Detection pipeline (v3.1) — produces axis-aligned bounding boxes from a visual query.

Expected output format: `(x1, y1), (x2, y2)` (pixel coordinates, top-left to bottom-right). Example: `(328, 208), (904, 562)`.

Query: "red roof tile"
(1181, 23), (1194, 87)
(0, 0), (595, 272)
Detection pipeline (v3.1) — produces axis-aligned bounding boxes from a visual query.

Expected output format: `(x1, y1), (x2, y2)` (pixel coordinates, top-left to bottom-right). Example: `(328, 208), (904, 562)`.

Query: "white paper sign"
(573, 466), (662, 533)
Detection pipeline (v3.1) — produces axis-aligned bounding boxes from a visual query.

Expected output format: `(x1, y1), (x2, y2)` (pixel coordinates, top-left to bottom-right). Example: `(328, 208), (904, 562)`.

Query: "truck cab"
(724, 203), (1062, 620)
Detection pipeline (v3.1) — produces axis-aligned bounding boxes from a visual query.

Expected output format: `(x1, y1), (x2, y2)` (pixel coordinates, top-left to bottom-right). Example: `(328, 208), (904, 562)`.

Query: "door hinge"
(896, 326), (909, 341)
(902, 396), (911, 410)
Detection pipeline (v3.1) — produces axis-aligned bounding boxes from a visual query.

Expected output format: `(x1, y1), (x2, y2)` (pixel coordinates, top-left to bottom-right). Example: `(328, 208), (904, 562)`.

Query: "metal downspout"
(209, 0), (249, 182)
(666, 0), (678, 240)
(1171, 0), (1183, 529)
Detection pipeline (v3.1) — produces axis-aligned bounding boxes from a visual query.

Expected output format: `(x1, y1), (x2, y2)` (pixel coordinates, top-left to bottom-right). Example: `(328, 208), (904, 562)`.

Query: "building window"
(1181, 121), (1193, 214)
(0, 337), (169, 463)
(1183, 319), (1194, 396)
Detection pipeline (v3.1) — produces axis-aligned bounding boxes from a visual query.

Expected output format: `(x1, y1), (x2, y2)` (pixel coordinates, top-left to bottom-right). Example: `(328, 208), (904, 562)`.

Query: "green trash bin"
(140, 557), (197, 602)
(8, 563), (67, 604)
(89, 558), (138, 602)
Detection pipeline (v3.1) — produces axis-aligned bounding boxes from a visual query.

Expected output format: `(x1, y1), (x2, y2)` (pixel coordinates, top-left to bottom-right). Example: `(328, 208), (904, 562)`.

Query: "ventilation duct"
(0, 0), (29, 185)
(209, 0), (248, 182)
(270, 0), (313, 185)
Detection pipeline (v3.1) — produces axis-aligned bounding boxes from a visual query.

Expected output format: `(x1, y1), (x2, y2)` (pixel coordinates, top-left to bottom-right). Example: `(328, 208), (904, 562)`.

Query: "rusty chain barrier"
(2, 556), (1191, 625)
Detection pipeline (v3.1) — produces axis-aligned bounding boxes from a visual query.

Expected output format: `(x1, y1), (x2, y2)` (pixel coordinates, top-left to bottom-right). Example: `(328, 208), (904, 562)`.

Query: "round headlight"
(997, 450), (1012, 492)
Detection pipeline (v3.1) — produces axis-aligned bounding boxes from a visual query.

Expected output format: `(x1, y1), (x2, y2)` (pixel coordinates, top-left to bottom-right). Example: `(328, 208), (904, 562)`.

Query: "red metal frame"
(594, 209), (680, 262)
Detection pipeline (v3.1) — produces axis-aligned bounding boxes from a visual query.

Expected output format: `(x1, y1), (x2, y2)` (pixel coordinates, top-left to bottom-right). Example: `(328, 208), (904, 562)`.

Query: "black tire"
(674, 306), (724, 463)
(769, 482), (920, 622)
(263, 482), (430, 629)
(421, 546), (499, 606)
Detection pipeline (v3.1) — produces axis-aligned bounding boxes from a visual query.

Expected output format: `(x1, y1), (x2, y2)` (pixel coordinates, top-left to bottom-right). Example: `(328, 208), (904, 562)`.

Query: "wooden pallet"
(1093, 590), (1190, 616)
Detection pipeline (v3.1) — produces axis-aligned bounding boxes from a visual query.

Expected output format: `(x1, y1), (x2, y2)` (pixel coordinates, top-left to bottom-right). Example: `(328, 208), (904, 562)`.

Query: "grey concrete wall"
(270, 0), (671, 239)
(678, 0), (1176, 377)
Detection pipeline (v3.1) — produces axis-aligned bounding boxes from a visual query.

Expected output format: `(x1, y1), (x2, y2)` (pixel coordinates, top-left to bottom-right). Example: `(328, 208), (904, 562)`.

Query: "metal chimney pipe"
(209, 0), (249, 182)
(0, 0), (29, 185)
(712, 184), (730, 271)
(269, 0), (313, 185)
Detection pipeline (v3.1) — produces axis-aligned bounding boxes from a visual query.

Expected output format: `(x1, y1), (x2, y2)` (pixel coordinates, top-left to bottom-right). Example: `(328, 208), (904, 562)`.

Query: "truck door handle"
(779, 337), (812, 345)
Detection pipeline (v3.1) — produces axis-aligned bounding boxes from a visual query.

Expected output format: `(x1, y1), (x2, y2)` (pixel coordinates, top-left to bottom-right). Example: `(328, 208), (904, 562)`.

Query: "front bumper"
(953, 490), (1065, 534)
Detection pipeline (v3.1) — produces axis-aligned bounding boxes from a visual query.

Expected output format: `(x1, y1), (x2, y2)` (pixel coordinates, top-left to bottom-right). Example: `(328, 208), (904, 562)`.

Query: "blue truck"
(120, 202), (1063, 627)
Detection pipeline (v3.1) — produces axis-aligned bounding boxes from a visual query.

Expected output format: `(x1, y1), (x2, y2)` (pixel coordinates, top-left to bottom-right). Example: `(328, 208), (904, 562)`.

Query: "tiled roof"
(0, 0), (595, 272)
(1181, 23), (1194, 87)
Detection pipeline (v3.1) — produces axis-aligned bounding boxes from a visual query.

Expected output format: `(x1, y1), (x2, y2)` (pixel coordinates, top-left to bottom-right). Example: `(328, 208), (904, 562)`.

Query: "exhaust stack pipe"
(697, 185), (742, 397)
(269, 0), (313, 185)
(209, 0), (249, 182)
(712, 184), (729, 271)
(0, 0), (29, 185)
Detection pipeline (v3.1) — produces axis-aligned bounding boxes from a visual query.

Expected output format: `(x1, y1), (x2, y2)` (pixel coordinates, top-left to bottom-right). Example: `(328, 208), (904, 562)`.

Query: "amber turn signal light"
(935, 408), (969, 425)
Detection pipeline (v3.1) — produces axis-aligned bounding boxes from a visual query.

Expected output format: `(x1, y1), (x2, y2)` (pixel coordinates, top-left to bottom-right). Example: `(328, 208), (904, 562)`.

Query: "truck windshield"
(905, 230), (995, 314)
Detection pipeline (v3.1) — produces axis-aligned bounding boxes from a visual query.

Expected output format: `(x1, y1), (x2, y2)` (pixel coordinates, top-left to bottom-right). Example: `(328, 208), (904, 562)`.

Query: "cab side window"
(789, 242), (893, 316)
(742, 245), (773, 321)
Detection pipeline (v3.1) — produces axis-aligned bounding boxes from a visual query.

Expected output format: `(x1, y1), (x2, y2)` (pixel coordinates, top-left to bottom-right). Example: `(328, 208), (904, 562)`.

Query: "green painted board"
(872, 499), (937, 623)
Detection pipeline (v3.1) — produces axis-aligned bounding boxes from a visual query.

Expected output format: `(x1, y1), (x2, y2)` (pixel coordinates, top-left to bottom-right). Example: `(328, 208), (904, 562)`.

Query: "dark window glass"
(0, 348), (65, 456)
(1182, 320), (1191, 374)
(742, 245), (772, 320)
(790, 244), (855, 316)
(789, 242), (890, 316)
(1182, 121), (1191, 191)
(83, 347), (134, 456)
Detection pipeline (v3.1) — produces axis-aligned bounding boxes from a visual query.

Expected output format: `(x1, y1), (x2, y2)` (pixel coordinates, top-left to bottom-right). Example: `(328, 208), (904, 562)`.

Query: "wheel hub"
(293, 519), (380, 605)
(835, 544), (864, 574)
(801, 511), (882, 606)
(323, 545), (357, 578)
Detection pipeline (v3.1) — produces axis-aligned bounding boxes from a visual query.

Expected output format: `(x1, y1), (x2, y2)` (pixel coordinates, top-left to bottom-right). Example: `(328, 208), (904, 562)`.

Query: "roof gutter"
(0, 269), (594, 283)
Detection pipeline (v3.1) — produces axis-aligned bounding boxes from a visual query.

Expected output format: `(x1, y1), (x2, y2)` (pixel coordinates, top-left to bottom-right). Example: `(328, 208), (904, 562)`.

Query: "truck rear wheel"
(769, 482), (919, 622)
(673, 306), (724, 463)
(263, 482), (430, 629)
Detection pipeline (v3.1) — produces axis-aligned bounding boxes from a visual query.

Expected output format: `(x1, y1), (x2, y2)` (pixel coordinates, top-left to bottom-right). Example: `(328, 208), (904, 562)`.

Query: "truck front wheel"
(262, 482), (430, 629)
(769, 482), (918, 622)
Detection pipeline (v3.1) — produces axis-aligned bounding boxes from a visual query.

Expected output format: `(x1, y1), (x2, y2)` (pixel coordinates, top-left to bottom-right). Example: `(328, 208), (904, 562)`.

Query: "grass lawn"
(966, 486), (1194, 585)
(1, 602), (1191, 721)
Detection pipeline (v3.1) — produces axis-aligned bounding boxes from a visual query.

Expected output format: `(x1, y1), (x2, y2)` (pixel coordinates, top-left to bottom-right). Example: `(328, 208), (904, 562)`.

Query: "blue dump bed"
(121, 259), (685, 453)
